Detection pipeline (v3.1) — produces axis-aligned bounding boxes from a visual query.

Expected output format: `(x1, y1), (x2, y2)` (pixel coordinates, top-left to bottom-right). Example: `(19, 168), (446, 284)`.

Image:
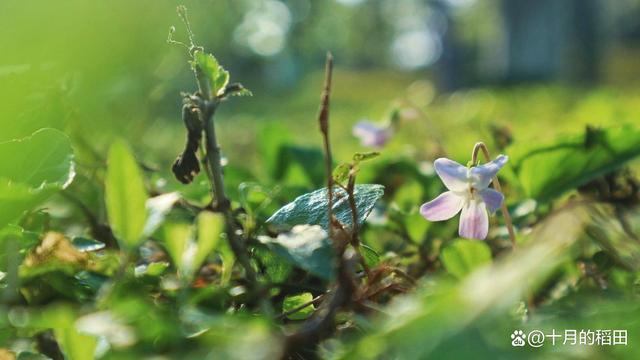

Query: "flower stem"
(319, 52), (334, 236)
(472, 142), (517, 249)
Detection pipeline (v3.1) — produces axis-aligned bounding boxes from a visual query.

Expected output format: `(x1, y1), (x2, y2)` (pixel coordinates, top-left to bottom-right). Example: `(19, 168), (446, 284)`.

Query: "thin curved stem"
(472, 142), (517, 249)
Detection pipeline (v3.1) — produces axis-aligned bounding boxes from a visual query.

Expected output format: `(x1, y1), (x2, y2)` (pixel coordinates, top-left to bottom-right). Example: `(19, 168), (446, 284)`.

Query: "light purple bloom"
(420, 155), (508, 240)
(352, 120), (392, 148)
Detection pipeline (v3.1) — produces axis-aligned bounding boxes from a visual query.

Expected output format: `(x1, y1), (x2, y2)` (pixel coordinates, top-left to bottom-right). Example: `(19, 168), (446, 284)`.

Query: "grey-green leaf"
(71, 237), (105, 252)
(266, 184), (384, 231)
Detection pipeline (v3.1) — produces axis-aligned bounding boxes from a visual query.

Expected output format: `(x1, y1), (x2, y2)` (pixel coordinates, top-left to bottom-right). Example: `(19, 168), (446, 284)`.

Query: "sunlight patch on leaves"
(144, 192), (181, 237)
(259, 225), (334, 280)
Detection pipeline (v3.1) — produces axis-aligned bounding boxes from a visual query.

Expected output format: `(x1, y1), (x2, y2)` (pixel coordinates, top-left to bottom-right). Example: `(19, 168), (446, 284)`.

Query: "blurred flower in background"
(352, 120), (393, 148)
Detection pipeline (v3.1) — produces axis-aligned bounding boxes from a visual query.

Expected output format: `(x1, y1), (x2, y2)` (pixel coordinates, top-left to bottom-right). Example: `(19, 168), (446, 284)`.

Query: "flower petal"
(479, 188), (504, 214)
(352, 121), (390, 148)
(433, 158), (468, 192)
(469, 154), (508, 189)
(459, 199), (489, 240)
(420, 191), (464, 221)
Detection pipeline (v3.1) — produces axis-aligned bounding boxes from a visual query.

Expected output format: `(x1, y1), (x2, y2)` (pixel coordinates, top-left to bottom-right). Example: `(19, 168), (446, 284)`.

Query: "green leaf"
(267, 184), (385, 231)
(162, 223), (192, 277)
(0, 181), (51, 229)
(218, 238), (235, 286)
(105, 140), (148, 249)
(283, 292), (316, 320)
(333, 163), (351, 184)
(353, 151), (380, 163)
(0, 129), (75, 228)
(440, 239), (492, 279)
(253, 246), (292, 283)
(225, 83), (253, 97)
(159, 212), (224, 280)
(0, 128), (75, 189)
(511, 125), (640, 201)
(258, 225), (334, 280)
(71, 237), (105, 252)
(361, 244), (380, 268)
(393, 180), (423, 212)
(13, 305), (97, 360)
(405, 211), (430, 244)
(135, 261), (170, 277)
(16, 351), (51, 360)
(0, 225), (39, 271)
(195, 211), (224, 272)
(275, 145), (326, 188)
(193, 51), (230, 97)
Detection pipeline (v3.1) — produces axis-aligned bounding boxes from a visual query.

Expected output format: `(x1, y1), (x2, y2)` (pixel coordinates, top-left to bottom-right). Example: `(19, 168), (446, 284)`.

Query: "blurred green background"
(3, 0), (640, 168)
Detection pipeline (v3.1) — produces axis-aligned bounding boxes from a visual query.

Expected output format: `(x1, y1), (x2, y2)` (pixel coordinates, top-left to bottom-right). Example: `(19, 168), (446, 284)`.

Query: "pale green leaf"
(283, 292), (316, 320)
(193, 51), (229, 97)
(0, 128), (75, 189)
(0, 129), (75, 228)
(162, 223), (192, 276)
(105, 140), (148, 249)
(195, 211), (224, 272)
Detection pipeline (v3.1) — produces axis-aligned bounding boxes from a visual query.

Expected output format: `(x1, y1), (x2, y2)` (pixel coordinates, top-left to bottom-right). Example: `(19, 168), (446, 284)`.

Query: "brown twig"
(471, 142), (517, 249)
(319, 52), (335, 236)
(282, 53), (357, 358)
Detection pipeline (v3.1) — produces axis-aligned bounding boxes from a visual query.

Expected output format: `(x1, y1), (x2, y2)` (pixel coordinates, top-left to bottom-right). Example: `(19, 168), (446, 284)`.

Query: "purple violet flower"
(352, 120), (392, 148)
(420, 155), (508, 240)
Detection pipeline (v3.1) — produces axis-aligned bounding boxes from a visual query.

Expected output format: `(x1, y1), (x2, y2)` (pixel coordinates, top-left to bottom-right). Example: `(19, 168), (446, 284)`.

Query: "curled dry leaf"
(24, 232), (88, 268)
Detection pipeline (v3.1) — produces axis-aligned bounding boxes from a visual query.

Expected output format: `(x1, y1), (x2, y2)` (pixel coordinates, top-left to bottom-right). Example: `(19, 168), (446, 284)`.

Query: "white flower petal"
(420, 191), (464, 221)
(433, 158), (468, 192)
(470, 154), (508, 189)
(459, 199), (489, 240)
(479, 188), (504, 214)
